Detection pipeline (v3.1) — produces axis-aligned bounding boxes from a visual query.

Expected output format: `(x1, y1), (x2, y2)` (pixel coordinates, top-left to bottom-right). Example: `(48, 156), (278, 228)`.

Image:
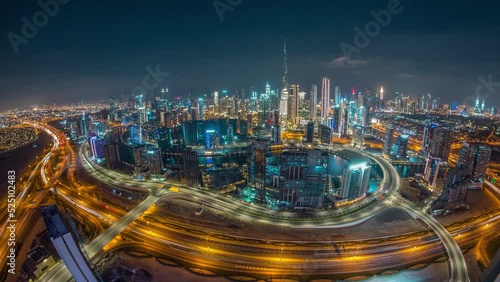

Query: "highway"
(28, 123), (472, 281)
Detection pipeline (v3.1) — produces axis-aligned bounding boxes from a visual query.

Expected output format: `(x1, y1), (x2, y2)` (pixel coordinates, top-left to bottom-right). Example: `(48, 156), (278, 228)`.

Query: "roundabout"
(41, 129), (470, 281)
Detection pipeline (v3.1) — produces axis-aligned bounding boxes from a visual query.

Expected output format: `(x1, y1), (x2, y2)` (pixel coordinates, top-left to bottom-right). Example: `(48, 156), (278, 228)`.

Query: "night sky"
(1, 0), (499, 111)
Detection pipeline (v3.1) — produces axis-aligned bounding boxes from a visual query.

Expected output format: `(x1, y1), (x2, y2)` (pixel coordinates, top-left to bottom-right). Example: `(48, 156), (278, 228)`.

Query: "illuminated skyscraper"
(424, 155), (441, 188)
(340, 161), (371, 200)
(310, 84), (318, 121)
(429, 127), (452, 161)
(422, 123), (452, 162)
(289, 84), (300, 124)
(213, 91), (219, 106)
(392, 135), (409, 158)
(439, 165), (469, 204)
(458, 142), (491, 183)
(383, 124), (394, 158)
(334, 85), (341, 105)
(321, 77), (330, 124)
(41, 205), (98, 282)
(279, 150), (329, 208)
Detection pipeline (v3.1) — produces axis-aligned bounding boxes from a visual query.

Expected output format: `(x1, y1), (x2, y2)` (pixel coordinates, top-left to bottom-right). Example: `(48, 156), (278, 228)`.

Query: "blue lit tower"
(340, 154), (371, 201)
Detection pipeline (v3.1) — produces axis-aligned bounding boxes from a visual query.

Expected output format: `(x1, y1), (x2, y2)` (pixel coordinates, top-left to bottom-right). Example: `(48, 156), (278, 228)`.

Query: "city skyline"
(1, 0), (500, 110)
(1, 2), (500, 281)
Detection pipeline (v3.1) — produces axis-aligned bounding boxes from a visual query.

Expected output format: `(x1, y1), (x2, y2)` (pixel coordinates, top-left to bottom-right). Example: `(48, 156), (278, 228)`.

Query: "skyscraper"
(383, 124), (394, 158)
(213, 91), (219, 106)
(424, 155), (441, 188)
(41, 205), (98, 282)
(422, 123), (452, 161)
(334, 85), (341, 105)
(392, 135), (409, 159)
(321, 77), (330, 125)
(340, 161), (371, 200)
(458, 142), (491, 184)
(289, 84), (300, 124)
(306, 121), (314, 143)
(439, 165), (469, 204)
(310, 84), (318, 121)
(279, 150), (329, 208)
(429, 127), (452, 161)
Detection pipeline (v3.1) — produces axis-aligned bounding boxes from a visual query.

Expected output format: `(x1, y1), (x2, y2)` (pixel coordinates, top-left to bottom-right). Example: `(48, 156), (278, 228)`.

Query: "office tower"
(392, 135), (409, 158)
(458, 142), (491, 182)
(422, 123), (452, 161)
(340, 161), (371, 200)
(359, 106), (368, 127)
(226, 125), (234, 144)
(271, 125), (281, 144)
(429, 127), (452, 161)
(157, 127), (172, 151)
(279, 150), (329, 208)
(90, 136), (106, 159)
(310, 84), (318, 120)
(474, 97), (481, 114)
(334, 85), (341, 105)
(424, 155), (441, 188)
(143, 144), (163, 176)
(340, 105), (349, 137)
(332, 105), (340, 133)
(260, 90), (270, 123)
(306, 121), (314, 143)
(104, 143), (120, 169)
(395, 92), (400, 110)
(321, 77), (330, 125)
(41, 205), (98, 282)
(182, 149), (200, 186)
(319, 125), (332, 144)
(213, 91), (219, 106)
(279, 90), (289, 122)
(351, 125), (364, 149)
(249, 139), (271, 201)
(379, 87), (384, 101)
(133, 144), (145, 174)
(78, 113), (89, 136)
(109, 94), (116, 121)
(129, 124), (143, 144)
(439, 165), (469, 204)
(358, 93), (365, 108)
(289, 84), (300, 124)
(383, 124), (395, 158)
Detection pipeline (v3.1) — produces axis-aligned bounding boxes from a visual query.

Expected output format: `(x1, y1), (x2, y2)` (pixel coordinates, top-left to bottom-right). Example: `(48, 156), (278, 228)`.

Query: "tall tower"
(41, 205), (98, 282)
(282, 39), (288, 89)
(289, 84), (299, 125)
(321, 77), (330, 125)
(334, 85), (341, 105)
(279, 39), (290, 124)
(458, 142), (491, 183)
(310, 84), (318, 121)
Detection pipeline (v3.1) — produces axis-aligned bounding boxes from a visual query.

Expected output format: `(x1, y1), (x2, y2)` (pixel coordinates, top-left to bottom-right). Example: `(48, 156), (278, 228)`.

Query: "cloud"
(397, 73), (418, 78)
(328, 56), (369, 68)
